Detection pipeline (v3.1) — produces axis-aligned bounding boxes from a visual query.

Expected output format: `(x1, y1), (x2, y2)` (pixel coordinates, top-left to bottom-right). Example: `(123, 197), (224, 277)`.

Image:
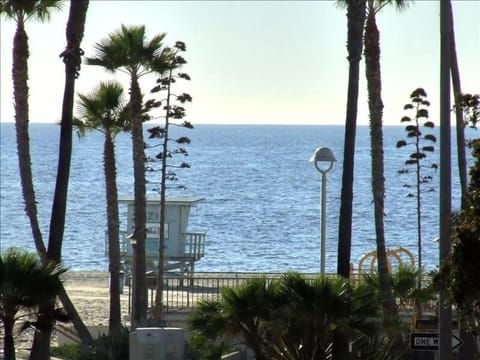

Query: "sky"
(1, 0), (479, 126)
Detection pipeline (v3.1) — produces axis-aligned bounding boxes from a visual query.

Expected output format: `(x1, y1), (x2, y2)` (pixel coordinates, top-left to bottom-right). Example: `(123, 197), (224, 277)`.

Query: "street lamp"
(310, 147), (336, 274)
(127, 233), (137, 324)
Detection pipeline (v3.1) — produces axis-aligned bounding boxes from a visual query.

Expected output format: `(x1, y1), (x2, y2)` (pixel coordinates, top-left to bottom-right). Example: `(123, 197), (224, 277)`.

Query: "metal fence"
(126, 272), (436, 313)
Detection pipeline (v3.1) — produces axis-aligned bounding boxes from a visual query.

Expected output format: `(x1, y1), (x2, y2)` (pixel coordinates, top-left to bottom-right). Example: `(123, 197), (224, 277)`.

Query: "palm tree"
(188, 276), (282, 360)
(1, 0), (92, 352)
(86, 25), (172, 326)
(446, 0), (467, 209)
(31, 1), (90, 357)
(439, 2), (453, 355)
(334, 0), (367, 357)
(335, 0), (366, 278)
(363, 266), (436, 315)
(363, 0), (410, 342)
(188, 274), (379, 360)
(75, 81), (130, 337)
(0, 248), (67, 360)
(0, 0), (63, 281)
(274, 273), (379, 360)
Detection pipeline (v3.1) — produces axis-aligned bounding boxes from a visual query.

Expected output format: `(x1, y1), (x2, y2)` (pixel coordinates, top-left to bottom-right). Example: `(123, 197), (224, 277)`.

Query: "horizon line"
(0, 121), (468, 128)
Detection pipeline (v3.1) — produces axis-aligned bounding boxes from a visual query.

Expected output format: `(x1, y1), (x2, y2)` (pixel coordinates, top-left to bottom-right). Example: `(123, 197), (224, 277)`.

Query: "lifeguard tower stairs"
(109, 196), (206, 277)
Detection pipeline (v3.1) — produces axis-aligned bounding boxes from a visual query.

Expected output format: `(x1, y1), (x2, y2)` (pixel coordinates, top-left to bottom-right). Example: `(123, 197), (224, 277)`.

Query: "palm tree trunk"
(447, 1), (467, 209)
(3, 318), (15, 360)
(104, 133), (122, 335)
(439, 1), (453, 357)
(12, 6), (91, 352)
(12, 15), (48, 260)
(337, 0), (366, 279)
(364, 9), (401, 344)
(130, 73), (148, 327)
(334, 0), (366, 358)
(445, 3), (476, 358)
(31, 1), (90, 357)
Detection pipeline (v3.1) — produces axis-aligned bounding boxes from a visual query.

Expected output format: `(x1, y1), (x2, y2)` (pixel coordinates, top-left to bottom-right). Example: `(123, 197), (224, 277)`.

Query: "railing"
(106, 231), (206, 260)
(126, 272), (437, 313)
(184, 232), (206, 260)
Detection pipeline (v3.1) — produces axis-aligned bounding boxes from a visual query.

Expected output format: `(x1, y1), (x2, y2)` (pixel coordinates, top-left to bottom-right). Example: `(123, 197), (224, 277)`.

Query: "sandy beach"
(4, 270), (259, 359)
(61, 271), (131, 327)
(2, 271), (130, 359)
(6, 270), (230, 358)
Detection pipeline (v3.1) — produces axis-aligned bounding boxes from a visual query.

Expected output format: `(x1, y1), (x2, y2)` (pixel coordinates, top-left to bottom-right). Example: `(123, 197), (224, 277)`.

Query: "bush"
(50, 344), (81, 360)
(78, 326), (130, 360)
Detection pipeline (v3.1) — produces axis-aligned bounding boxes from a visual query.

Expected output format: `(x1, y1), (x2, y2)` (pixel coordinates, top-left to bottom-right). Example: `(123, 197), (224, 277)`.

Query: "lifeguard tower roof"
(118, 196), (205, 206)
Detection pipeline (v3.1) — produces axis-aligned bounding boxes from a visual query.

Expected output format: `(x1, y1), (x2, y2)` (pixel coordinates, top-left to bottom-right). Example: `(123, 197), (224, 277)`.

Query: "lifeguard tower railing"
(115, 231), (206, 260)
(105, 230), (206, 274)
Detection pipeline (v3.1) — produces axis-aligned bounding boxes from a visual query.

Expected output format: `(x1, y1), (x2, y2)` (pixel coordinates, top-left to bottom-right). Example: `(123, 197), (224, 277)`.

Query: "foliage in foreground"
(363, 265), (436, 315)
(37, 326), (130, 360)
(0, 247), (68, 360)
(439, 138), (480, 333)
(187, 272), (416, 359)
(77, 325), (130, 360)
(50, 344), (81, 360)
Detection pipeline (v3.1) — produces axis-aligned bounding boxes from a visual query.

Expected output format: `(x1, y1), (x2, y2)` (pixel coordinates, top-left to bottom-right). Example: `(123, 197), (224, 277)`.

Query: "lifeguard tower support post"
(114, 196), (206, 277)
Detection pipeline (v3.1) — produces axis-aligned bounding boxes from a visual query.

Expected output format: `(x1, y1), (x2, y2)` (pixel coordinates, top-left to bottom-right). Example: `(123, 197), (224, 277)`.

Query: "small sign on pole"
(410, 332), (463, 351)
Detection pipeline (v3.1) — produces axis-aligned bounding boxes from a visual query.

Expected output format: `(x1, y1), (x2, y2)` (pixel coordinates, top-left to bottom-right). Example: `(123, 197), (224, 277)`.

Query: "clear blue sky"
(1, 1), (479, 125)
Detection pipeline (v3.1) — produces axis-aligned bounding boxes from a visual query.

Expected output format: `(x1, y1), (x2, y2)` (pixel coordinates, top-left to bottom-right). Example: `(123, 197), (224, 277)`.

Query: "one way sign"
(410, 332), (463, 351)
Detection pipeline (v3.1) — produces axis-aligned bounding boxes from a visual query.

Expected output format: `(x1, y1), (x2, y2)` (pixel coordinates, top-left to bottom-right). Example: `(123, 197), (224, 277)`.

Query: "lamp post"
(310, 147), (336, 274)
(127, 233), (137, 327)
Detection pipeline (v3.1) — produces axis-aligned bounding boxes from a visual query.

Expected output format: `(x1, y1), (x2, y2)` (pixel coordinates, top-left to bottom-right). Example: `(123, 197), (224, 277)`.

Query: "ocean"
(0, 123), (476, 273)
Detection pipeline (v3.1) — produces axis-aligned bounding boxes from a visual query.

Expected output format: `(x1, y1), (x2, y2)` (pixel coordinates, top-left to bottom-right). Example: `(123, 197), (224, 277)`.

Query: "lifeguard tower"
(113, 196), (206, 277)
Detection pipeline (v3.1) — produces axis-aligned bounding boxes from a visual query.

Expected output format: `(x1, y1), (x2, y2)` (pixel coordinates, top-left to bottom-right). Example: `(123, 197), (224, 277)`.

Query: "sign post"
(410, 333), (463, 352)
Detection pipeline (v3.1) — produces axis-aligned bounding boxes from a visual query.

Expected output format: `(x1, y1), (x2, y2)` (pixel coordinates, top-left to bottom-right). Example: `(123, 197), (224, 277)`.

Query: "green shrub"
(50, 344), (81, 360)
(78, 326), (130, 360)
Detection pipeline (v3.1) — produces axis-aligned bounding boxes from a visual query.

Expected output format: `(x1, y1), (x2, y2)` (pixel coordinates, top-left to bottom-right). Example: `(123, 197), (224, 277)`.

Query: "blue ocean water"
(0, 123), (476, 272)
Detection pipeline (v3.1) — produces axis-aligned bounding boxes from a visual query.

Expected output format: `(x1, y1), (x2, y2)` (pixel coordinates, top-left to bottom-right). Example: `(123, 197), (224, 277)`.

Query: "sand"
(3, 270), (253, 359)
(1, 271), (129, 359)
(61, 271), (131, 327)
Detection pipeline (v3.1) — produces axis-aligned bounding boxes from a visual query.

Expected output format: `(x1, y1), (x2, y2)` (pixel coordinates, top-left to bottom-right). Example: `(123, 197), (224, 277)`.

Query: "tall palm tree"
(334, 0), (367, 358)
(75, 81), (130, 337)
(363, 0), (410, 341)
(1, 0), (92, 351)
(86, 25), (172, 326)
(0, 248), (67, 360)
(446, 0), (468, 209)
(31, 1), (90, 357)
(0, 0), (62, 280)
(439, 0), (453, 356)
(336, 0), (366, 279)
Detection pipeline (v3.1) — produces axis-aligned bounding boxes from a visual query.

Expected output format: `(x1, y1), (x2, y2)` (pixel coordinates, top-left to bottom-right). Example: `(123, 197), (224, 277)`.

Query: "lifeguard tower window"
(109, 196), (207, 277)
(146, 223), (168, 238)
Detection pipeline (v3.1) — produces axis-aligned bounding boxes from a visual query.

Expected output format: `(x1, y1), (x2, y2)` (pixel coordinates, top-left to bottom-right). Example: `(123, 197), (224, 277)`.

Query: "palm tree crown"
(86, 24), (173, 76)
(75, 81), (130, 136)
(0, 0), (63, 22)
